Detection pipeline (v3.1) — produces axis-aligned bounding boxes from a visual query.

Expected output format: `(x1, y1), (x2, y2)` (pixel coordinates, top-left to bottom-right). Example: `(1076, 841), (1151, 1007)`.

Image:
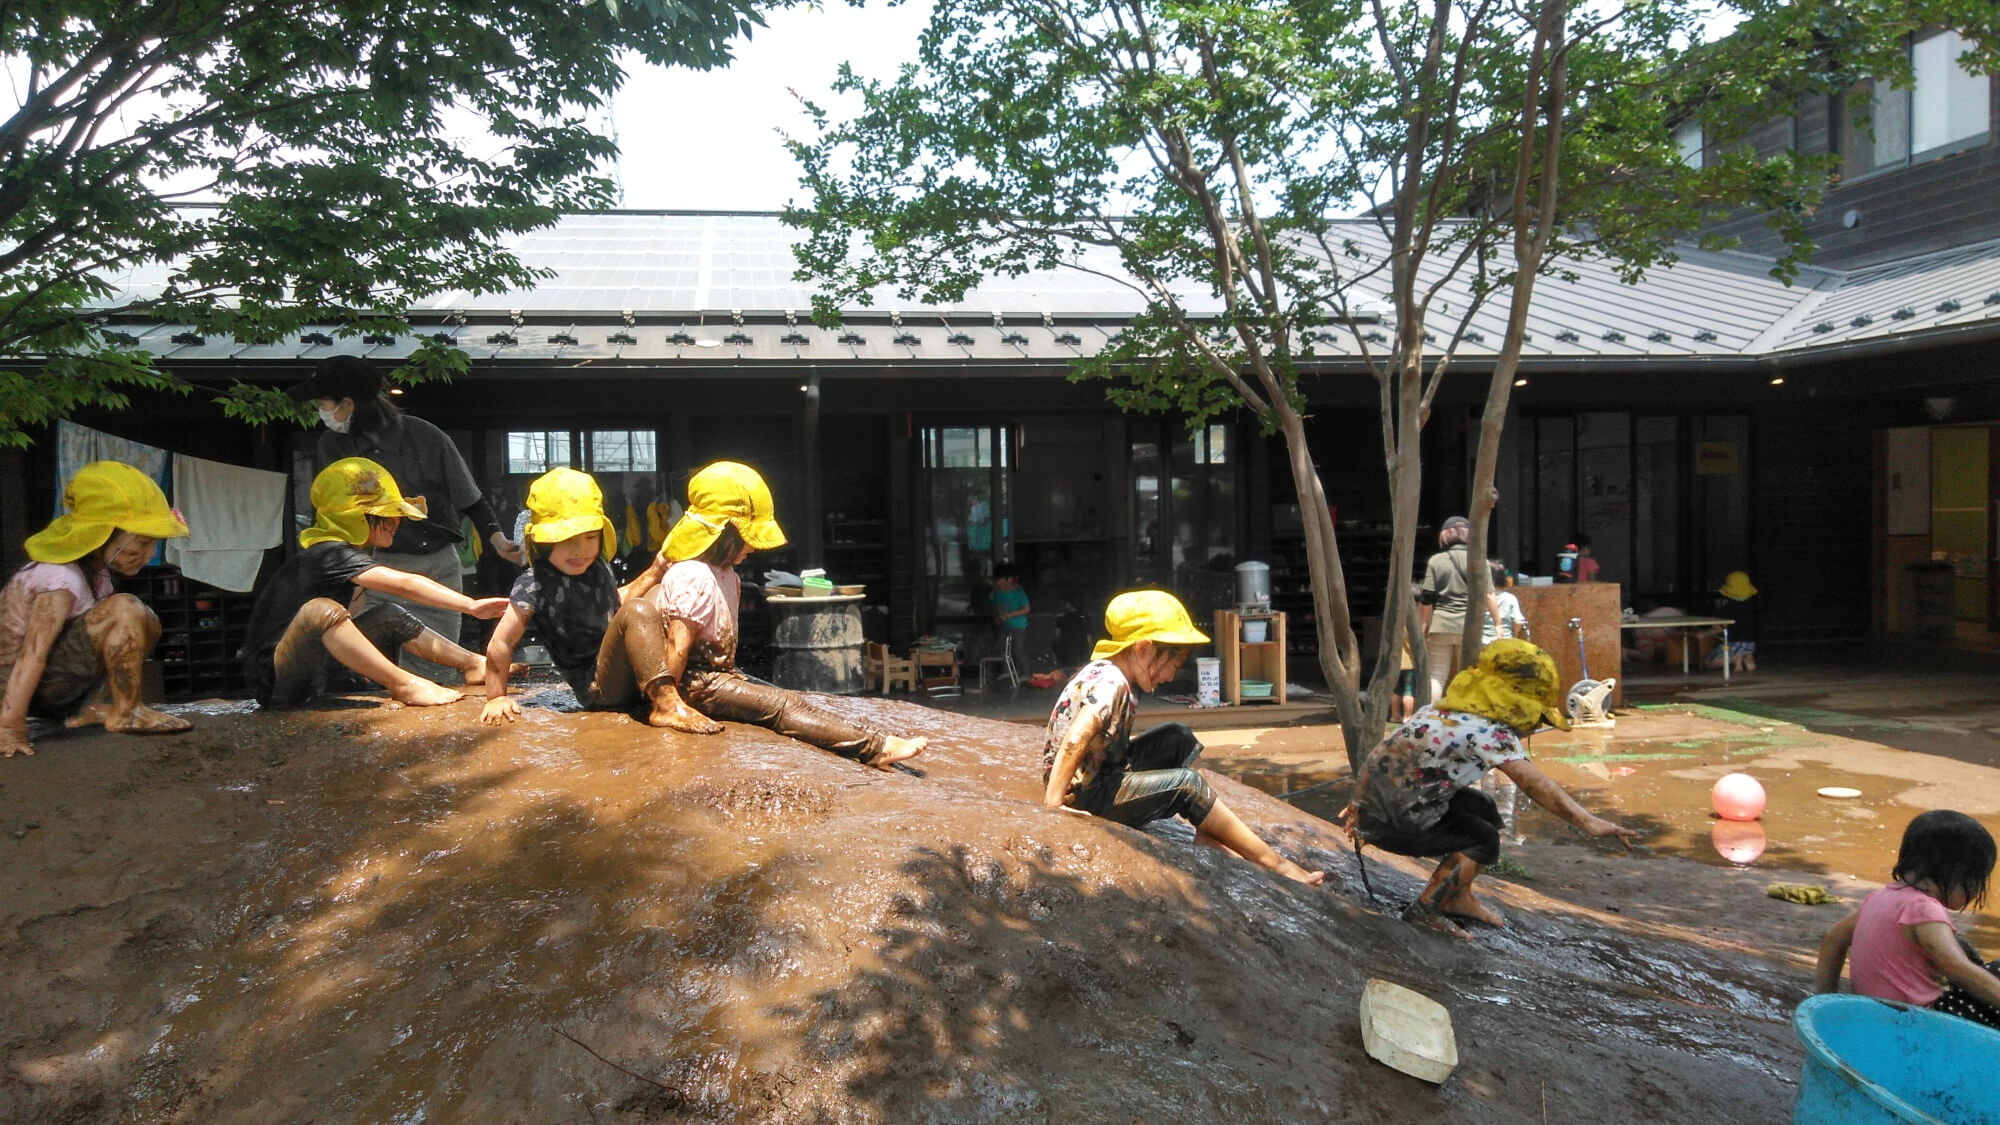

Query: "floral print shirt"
(1355, 706), (1527, 831)
(1041, 660), (1136, 802)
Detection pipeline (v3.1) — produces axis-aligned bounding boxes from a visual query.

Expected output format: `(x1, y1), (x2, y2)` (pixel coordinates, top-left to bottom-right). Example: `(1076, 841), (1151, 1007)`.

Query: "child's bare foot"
(390, 678), (463, 707)
(101, 704), (194, 734)
(1402, 901), (1473, 939)
(1273, 858), (1326, 886)
(1440, 894), (1505, 928)
(870, 735), (927, 770)
(647, 698), (721, 734)
(64, 703), (111, 729)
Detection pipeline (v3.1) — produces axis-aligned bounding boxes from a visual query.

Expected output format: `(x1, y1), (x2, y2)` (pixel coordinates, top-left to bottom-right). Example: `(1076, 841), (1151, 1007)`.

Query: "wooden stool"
(914, 648), (960, 697)
(867, 642), (917, 694)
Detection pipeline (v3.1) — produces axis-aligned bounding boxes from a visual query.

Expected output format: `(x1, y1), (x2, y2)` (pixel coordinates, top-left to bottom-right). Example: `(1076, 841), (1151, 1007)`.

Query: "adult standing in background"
(292, 356), (527, 680)
(1419, 515), (1499, 701)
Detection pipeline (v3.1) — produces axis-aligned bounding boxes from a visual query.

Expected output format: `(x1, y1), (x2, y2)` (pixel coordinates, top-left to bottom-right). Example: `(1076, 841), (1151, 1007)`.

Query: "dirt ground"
(0, 690), (1890, 1123)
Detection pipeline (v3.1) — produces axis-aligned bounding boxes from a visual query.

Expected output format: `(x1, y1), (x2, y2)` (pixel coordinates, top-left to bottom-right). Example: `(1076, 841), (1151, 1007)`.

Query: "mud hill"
(1, 694), (1807, 1122)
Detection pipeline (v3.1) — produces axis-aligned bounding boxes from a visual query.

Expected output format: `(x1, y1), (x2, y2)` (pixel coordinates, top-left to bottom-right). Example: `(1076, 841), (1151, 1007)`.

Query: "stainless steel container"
(1234, 561), (1271, 609)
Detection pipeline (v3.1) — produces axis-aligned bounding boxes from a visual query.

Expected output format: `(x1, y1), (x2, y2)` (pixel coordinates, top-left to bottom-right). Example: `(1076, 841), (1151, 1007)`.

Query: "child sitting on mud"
(479, 468), (687, 727)
(1348, 638), (1640, 934)
(641, 461), (926, 770)
(1, 461), (194, 756)
(243, 458), (509, 709)
(1042, 590), (1324, 885)
(1815, 809), (2000, 1030)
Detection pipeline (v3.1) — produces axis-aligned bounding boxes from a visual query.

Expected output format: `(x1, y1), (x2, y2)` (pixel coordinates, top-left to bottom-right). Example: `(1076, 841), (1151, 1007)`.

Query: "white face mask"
(318, 408), (350, 434)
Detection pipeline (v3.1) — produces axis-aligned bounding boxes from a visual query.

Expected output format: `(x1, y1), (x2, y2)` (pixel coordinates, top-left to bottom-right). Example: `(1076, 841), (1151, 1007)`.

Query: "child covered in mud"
(1, 462), (195, 757)
(479, 468), (687, 726)
(1814, 809), (2000, 1029)
(1348, 638), (1640, 934)
(243, 458), (509, 708)
(1041, 590), (1324, 885)
(641, 461), (926, 770)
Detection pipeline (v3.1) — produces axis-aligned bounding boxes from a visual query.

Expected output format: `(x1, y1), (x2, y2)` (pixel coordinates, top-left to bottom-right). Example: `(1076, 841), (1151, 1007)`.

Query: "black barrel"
(769, 593), (867, 694)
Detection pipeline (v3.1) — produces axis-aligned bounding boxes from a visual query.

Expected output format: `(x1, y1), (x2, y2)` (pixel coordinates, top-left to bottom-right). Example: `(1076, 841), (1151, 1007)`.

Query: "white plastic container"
(1195, 657), (1221, 705)
(1359, 979), (1458, 1084)
(1242, 619), (1269, 643)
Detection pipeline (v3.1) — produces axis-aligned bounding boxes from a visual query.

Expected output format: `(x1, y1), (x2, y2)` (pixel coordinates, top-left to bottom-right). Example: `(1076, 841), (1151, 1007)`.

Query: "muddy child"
(243, 458), (509, 708)
(1, 462), (194, 757)
(480, 468), (688, 726)
(1349, 638), (1641, 934)
(1042, 590), (1324, 885)
(640, 460), (926, 770)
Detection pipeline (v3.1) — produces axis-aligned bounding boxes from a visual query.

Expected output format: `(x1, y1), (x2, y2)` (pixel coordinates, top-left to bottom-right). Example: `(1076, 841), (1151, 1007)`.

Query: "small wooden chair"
(868, 642), (918, 694)
(914, 647), (960, 697)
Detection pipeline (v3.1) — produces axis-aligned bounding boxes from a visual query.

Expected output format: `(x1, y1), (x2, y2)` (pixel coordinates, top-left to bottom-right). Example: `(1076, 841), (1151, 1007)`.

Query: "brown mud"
(4, 693), (1818, 1122)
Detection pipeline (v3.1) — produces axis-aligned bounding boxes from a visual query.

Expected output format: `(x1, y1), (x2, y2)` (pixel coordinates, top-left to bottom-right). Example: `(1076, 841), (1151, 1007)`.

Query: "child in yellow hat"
(1348, 638), (1640, 935)
(242, 458), (510, 708)
(479, 468), (686, 725)
(637, 461), (927, 769)
(1, 462), (194, 756)
(1042, 590), (1324, 885)
(1703, 570), (1759, 674)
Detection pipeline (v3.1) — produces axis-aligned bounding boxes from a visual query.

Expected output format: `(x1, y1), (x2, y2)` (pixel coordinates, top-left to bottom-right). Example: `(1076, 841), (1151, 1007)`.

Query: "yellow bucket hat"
(300, 457), (428, 548)
(525, 468), (617, 561)
(25, 461), (190, 563)
(1439, 638), (1571, 732)
(662, 461), (788, 562)
(1091, 590), (1212, 661)
(1717, 571), (1758, 601)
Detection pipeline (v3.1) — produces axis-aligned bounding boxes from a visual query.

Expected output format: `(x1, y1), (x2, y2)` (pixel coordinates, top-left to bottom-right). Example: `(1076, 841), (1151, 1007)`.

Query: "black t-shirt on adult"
(243, 542), (379, 681)
(508, 560), (620, 700)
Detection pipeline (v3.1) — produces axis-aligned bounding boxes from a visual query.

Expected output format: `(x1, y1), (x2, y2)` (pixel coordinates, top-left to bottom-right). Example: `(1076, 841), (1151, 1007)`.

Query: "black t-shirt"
(243, 542), (379, 679)
(1710, 593), (1759, 644)
(509, 560), (620, 699)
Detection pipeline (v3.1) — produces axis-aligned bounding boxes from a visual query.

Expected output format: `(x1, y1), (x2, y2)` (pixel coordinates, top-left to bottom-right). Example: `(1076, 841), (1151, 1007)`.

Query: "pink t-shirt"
(0, 562), (113, 666)
(1849, 882), (1954, 1005)
(654, 561), (740, 666)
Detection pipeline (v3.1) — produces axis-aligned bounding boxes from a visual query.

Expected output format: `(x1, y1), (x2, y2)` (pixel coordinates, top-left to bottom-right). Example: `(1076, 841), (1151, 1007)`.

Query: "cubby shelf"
(129, 567), (255, 700)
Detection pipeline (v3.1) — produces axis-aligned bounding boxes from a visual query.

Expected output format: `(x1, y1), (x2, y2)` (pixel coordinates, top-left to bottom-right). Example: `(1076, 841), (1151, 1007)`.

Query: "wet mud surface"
(4, 694), (1819, 1122)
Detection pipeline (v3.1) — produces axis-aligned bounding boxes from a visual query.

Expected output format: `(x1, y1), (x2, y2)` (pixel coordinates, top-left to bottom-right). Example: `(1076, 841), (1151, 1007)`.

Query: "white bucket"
(1196, 657), (1222, 705)
(1242, 620), (1269, 643)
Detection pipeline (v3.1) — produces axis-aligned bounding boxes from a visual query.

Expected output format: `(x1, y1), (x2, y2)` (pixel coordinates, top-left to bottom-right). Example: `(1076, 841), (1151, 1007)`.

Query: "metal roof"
(77, 212), (2000, 367)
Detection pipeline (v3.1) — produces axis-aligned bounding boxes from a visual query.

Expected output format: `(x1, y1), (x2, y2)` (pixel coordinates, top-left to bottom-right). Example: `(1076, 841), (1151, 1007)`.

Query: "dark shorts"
(1394, 669), (1416, 696)
(256, 600), (426, 708)
(1358, 787), (1503, 866)
(1075, 722), (1218, 829)
(1931, 955), (2000, 1031)
(0, 612), (105, 718)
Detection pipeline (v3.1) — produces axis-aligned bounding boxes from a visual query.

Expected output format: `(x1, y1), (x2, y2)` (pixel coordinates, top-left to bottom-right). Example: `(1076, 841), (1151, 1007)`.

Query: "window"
(506, 430), (572, 474)
(1673, 120), (1704, 169)
(1192, 421), (1229, 465)
(587, 430), (657, 472)
(1842, 30), (1990, 178)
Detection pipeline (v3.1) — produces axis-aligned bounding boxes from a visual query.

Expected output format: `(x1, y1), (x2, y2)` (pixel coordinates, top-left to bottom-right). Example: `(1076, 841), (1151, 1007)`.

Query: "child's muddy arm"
(1042, 710), (1105, 809)
(353, 566), (507, 618)
(1814, 912), (1857, 994)
(621, 554), (669, 604)
(480, 606), (531, 724)
(1498, 758), (1640, 847)
(1913, 921), (2000, 1011)
(1, 590), (74, 757)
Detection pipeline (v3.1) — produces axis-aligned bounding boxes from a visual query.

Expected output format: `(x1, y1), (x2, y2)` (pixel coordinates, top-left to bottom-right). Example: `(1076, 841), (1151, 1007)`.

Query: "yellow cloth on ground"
(1767, 883), (1837, 905)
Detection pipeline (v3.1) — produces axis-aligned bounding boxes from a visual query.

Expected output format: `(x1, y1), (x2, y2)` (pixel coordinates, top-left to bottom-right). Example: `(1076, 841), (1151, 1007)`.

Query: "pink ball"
(1711, 772), (1767, 822)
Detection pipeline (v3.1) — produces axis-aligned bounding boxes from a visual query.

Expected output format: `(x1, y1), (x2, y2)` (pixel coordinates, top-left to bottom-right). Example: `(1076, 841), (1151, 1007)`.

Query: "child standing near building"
(1, 462), (194, 756)
(243, 458), (508, 708)
(1042, 590), (1324, 885)
(644, 461), (928, 768)
(1480, 560), (1530, 644)
(479, 468), (685, 725)
(1815, 810), (2000, 1030)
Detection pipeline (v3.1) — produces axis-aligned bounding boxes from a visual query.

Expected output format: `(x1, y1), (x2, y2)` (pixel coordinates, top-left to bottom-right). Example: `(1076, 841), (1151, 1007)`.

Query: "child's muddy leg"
(72, 594), (189, 734)
(1192, 797), (1325, 886)
(644, 617), (721, 733)
(399, 621), (489, 684)
(329, 603), (459, 706)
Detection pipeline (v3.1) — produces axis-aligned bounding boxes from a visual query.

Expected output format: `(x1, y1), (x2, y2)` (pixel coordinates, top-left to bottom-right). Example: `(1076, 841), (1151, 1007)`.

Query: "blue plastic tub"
(1793, 994), (2000, 1124)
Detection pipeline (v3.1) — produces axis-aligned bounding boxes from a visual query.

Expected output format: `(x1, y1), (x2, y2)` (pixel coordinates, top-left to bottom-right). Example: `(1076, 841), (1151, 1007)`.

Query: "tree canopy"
(0, 0), (767, 446)
(790, 0), (1996, 761)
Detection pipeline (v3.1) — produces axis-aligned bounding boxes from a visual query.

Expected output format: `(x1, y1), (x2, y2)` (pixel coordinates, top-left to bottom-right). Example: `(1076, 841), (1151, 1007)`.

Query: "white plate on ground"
(1817, 786), (1863, 799)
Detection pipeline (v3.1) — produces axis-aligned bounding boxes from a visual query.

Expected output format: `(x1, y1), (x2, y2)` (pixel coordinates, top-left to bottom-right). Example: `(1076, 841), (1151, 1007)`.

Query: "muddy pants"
(0, 600), (122, 718)
(1076, 722), (1218, 828)
(256, 599), (425, 708)
(1357, 787), (1503, 866)
(572, 599), (673, 710)
(683, 669), (891, 765)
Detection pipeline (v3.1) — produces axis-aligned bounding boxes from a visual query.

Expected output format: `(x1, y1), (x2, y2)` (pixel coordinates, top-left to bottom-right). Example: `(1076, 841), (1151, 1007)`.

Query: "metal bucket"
(1792, 994), (2000, 1124)
(769, 596), (866, 695)
(1234, 561), (1271, 609)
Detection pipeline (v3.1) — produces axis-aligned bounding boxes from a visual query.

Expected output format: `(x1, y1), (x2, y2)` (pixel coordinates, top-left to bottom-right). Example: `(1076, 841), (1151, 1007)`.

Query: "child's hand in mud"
(480, 696), (522, 725)
(466, 597), (511, 620)
(0, 721), (33, 757)
(1585, 815), (1642, 850)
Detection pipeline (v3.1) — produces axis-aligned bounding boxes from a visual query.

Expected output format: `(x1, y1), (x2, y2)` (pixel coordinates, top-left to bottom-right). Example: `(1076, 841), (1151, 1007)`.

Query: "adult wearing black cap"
(292, 356), (526, 680)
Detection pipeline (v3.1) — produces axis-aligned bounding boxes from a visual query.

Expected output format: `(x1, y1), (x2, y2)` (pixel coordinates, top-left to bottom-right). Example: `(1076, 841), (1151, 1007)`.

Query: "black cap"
(287, 355), (385, 403)
(1442, 516), (1470, 531)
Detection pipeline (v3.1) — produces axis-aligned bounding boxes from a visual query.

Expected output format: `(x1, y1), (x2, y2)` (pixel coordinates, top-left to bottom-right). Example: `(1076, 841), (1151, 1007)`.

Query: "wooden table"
(1620, 615), (1735, 682)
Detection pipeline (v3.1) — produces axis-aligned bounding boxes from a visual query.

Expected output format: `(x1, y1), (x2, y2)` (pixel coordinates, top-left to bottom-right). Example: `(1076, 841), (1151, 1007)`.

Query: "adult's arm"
(0, 590), (74, 756)
(1496, 757), (1640, 846)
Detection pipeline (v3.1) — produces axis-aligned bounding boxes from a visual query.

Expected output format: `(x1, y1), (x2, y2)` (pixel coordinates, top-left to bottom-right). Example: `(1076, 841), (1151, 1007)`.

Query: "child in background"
(1815, 810), (2000, 1029)
(480, 468), (685, 726)
(1, 462), (194, 756)
(989, 562), (1030, 677)
(1480, 560), (1530, 644)
(243, 458), (509, 709)
(1042, 590), (1324, 885)
(644, 461), (928, 767)
(1704, 570), (1759, 674)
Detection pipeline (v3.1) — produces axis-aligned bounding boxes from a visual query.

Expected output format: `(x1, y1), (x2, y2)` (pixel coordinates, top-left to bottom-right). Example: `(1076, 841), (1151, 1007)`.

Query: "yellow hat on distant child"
(1091, 590), (1212, 661)
(661, 461), (788, 562)
(26, 461), (189, 563)
(1440, 638), (1571, 732)
(300, 457), (427, 548)
(525, 468), (617, 561)
(1717, 571), (1758, 601)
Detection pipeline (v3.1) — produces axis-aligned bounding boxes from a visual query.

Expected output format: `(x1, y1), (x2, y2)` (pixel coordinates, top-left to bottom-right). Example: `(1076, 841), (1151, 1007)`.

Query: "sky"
(605, 1), (933, 212)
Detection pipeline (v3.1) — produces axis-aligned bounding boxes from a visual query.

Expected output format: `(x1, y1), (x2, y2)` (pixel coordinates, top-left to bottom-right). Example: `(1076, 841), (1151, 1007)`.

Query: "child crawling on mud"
(1, 462), (194, 756)
(479, 468), (689, 726)
(1347, 638), (1640, 934)
(243, 458), (509, 709)
(639, 461), (926, 770)
(1042, 590), (1324, 885)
